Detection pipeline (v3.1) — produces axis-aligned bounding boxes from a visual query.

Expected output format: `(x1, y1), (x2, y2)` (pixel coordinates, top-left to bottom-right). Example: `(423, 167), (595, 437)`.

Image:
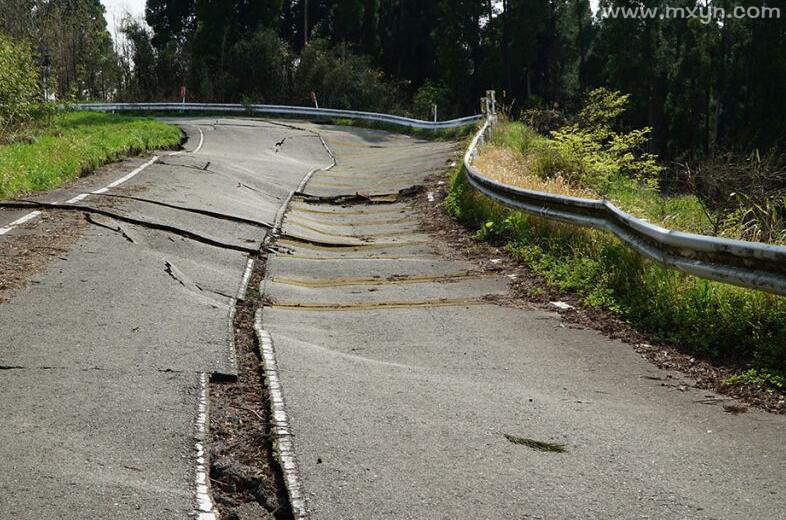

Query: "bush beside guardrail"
(451, 114), (786, 375)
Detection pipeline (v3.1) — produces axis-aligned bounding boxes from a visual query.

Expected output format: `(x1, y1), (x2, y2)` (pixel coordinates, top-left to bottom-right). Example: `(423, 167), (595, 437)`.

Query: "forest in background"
(2, 0), (785, 377)
(1, 1), (785, 165)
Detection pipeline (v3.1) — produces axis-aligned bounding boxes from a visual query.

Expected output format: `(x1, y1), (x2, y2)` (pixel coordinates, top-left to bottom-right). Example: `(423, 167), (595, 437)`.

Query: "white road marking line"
(65, 193), (89, 203)
(101, 155), (160, 190)
(236, 257), (255, 301)
(65, 155), (160, 204)
(169, 126), (204, 156)
(193, 373), (218, 520)
(4, 122), (201, 235)
(225, 258), (257, 376)
(0, 211), (43, 235)
(271, 134), (338, 238)
(193, 127), (205, 154)
(254, 316), (309, 519)
(2, 155), (158, 235)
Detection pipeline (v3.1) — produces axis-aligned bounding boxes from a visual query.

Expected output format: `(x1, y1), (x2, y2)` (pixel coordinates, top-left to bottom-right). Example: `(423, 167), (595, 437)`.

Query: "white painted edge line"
(65, 155), (160, 204)
(0, 153), (160, 234)
(3, 150), (159, 234)
(61, 123), (201, 206)
(225, 301), (239, 377)
(236, 257), (255, 301)
(193, 127), (205, 154)
(2, 146), (161, 232)
(193, 372), (219, 520)
(169, 125), (204, 157)
(0, 210), (43, 236)
(224, 256), (255, 377)
(254, 313), (309, 520)
(246, 128), (335, 520)
(272, 167), (318, 236)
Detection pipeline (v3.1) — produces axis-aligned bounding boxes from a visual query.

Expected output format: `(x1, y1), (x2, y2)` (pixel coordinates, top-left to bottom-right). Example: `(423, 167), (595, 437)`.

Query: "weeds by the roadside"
(0, 111), (182, 199)
(722, 369), (785, 393)
(449, 91), (786, 379)
(446, 163), (786, 376)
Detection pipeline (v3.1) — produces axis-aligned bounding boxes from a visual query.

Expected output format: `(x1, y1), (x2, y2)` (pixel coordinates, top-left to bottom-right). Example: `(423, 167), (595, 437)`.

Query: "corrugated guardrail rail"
(76, 102), (483, 130)
(464, 118), (786, 296)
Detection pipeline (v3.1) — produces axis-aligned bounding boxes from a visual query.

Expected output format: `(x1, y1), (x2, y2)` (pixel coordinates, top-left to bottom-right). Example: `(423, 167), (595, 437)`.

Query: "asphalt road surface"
(1, 118), (784, 519)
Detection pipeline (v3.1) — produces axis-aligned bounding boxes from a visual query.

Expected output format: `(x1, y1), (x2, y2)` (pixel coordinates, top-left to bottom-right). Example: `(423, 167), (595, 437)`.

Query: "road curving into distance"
(0, 117), (784, 519)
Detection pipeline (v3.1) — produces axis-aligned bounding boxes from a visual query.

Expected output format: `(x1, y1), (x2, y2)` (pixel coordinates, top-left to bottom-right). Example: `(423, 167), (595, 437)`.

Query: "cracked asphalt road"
(261, 124), (786, 519)
(0, 118), (328, 519)
(1, 118), (784, 519)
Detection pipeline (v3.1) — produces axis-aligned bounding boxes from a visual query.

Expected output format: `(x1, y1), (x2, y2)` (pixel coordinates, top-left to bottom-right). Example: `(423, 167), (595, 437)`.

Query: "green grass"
(446, 137), (786, 374)
(0, 111), (182, 199)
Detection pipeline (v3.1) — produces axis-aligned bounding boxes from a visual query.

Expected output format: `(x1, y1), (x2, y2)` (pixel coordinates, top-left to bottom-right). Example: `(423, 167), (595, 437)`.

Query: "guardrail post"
(486, 90), (496, 117)
(482, 90), (496, 140)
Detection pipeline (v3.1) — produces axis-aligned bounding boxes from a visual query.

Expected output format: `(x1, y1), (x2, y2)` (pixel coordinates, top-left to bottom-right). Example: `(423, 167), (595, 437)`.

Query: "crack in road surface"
(0, 119), (330, 520)
(1, 200), (267, 254)
(1, 118), (785, 520)
(255, 123), (786, 520)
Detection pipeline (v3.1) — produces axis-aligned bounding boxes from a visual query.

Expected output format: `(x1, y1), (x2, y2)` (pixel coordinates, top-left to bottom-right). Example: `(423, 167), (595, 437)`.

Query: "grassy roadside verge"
(445, 122), (786, 390)
(0, 111), (182, 199)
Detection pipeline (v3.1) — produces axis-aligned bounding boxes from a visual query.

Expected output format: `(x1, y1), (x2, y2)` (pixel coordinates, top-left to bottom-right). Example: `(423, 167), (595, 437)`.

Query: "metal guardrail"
(464, 118), (786, 296)
(78, 100), (786, 295)
(76, 102), (483, 130)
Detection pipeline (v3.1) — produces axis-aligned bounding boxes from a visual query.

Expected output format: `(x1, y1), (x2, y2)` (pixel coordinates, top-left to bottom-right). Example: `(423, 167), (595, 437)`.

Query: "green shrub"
(446, 165), (786, 373)
(227, 29), (291, 104)
(536, 88), (662, 194)
(0, 33), (39, 130)
(412, 80), (451, 121)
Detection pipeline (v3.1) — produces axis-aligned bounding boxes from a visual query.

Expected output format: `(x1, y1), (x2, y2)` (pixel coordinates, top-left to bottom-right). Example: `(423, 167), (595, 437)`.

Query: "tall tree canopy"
(2, 0), (783, 159)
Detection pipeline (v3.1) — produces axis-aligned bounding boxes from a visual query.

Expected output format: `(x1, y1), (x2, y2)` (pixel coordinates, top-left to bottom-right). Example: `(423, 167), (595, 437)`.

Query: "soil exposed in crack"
(416, 168), (786, 414)
(295, 184), (423, 205)
(208, 255), (293, 520)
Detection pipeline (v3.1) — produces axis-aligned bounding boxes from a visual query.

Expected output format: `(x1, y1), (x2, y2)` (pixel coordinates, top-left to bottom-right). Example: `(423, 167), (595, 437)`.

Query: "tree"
(0, 33), (39, 129)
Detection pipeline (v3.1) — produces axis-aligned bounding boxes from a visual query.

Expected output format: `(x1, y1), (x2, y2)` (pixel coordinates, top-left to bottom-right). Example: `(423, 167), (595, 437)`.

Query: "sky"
(101, 0), (146, 38)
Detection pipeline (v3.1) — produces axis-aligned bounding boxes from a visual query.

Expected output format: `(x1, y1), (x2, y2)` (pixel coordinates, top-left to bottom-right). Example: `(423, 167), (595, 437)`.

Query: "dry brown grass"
(474, 145), (595, 199)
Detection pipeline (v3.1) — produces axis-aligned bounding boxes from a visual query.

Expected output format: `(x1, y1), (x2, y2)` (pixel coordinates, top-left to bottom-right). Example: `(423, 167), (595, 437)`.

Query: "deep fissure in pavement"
(208, 255), (293, 520)
(0, 201), (263, 254)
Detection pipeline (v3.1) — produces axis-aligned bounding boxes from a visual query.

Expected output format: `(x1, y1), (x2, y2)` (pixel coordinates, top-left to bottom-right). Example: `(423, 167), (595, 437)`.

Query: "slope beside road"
(0, 118), (784, 520)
